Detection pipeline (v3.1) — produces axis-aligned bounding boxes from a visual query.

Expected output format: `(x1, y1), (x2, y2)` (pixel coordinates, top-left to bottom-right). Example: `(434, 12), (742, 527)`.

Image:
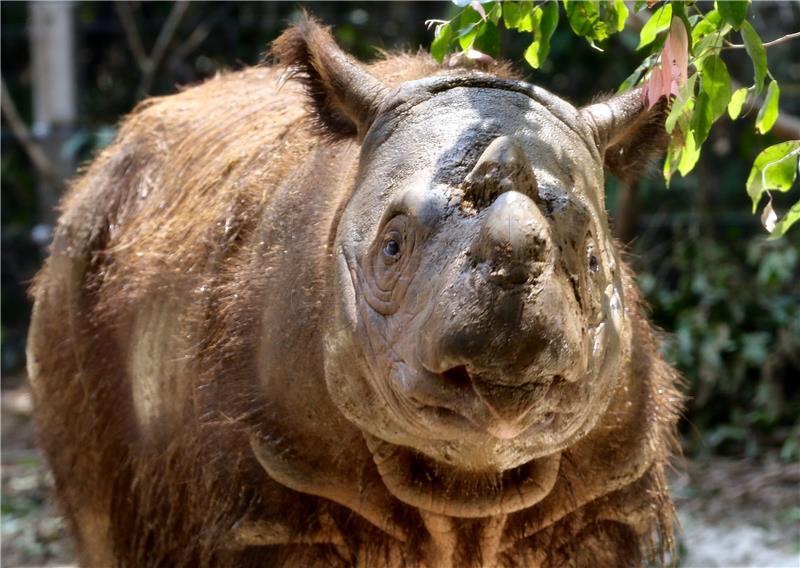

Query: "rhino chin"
(364, 433), (561, 518)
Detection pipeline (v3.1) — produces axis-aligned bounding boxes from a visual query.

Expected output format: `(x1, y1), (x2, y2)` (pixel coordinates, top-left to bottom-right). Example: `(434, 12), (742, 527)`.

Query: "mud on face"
(325, 78), (631, 473)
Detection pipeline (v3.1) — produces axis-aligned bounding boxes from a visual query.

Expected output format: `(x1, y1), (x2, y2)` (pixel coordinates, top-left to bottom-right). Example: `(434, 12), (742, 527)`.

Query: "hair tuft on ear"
(270, 14), (388, 141)
(603, 99), (669, 185)
(581, 88), (669, 186)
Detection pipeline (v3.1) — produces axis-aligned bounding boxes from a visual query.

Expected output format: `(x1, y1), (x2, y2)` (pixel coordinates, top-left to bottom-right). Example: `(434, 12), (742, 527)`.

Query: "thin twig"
(138, 1), (190, 98)
(0, 77), (67, 193)
(723, 31), (800, 50)
(114, 1), (148, 71)
(171, 23), (212, 63)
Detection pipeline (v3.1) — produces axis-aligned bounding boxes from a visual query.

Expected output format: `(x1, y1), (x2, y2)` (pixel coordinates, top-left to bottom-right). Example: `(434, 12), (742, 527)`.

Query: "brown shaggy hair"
(28, 16), (682, 567)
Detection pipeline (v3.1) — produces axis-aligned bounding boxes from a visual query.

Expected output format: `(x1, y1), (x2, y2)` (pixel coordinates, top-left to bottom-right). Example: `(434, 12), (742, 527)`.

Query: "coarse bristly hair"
(27, 13), (682, 568)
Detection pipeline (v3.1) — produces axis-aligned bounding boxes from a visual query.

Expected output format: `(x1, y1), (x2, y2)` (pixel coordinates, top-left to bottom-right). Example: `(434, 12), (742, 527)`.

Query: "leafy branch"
(426, 0), (800, 237)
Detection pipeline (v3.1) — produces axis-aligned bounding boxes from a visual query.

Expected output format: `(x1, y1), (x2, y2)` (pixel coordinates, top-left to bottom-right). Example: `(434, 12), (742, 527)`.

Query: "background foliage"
(2, 1), (799, 461)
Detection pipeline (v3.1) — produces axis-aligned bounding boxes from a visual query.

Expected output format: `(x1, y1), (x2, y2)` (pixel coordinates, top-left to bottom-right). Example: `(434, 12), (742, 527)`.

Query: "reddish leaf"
(643, 17), (689, 108)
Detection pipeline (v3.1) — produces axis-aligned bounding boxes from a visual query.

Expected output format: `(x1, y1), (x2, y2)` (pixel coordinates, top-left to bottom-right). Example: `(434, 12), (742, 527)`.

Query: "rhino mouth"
(395, 360), (574, 442)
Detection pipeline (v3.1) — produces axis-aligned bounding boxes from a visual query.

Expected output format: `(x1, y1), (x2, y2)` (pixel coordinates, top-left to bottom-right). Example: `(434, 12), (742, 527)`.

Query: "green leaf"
(741, 21), (767, 95)
(691, 91), (714, 147)
(728, 87), (748, 120)
(700, 54), (732, 122)
(606, 0), (629, 33)
(473, 19), (500, 57)
(756, 80), (780, 135)
(503, 1), (534, 31)
(486, 1), (502, 24)
(769, 201), (800, 238)
(637, 3), (672, 50)
(431, 22), (454, 62)
(692, 25), (727, 61)
(633, 0), (647, 13)
(523, 3), (559, 69)
(691, 9), (721, 45)
(539, 3), (559, 61)
(746, 140), (800, 211)
(457, 8), (483, 50)
(678, 128), (702, 176)
(666, 74), (697, 134)
(564, 0), (608, 42)
(523, 40), (542, 69)
(715, 0), (750, 31)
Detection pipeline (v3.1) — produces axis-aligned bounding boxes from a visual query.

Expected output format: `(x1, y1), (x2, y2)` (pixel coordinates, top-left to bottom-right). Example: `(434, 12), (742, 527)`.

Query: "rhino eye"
(589, 254), (599, 273)
(384, 239), (400, 258)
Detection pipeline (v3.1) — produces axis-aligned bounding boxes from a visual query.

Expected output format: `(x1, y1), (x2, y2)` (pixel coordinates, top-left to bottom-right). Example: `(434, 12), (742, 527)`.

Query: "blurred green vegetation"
(1, 1), (798, 459)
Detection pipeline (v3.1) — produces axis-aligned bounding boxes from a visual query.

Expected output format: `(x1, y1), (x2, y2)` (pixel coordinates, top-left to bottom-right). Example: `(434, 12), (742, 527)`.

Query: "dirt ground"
(2, 381), (799, 567)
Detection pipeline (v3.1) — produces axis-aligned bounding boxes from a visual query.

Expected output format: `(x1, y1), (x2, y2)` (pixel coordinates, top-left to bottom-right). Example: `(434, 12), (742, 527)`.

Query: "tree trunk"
(29, 1), (77, 230)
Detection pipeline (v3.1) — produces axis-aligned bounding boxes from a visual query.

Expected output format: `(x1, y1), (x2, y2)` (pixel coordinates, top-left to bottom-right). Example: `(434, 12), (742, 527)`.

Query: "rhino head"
(273, 19), (666, 516)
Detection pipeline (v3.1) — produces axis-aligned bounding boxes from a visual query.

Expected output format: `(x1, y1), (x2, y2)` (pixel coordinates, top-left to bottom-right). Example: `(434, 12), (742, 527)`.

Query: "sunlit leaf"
(692, 25), (726, 60)
(457, 8), (484, 50)
(503, 1), (534, 31)
(756, 80), (780, 135)
(663, 141), (677, 185)
(769, 200), (800, 238)
(564, 0), (609, 42)
(761, 197), (778, 233)
(486, 1), (502, 24)
(700, 54), (732, 122)
(666, 74), (697, 133)
(741, 21), (767, 95)
(540, 2), (560, 41)
(727, 87), (748, 120)
(691, 91), (714, 146)
(521, 3), (559, 68)
(746, 140), (800, 211)
(715, 0), (750, 30)
(470, 0), (488, 22)
(607, 0), (629, 33)
(431, 22), (453, 62)
(678, 128), (701, 176)
(637, 3), (672, 50)
(691, 9), (721, 45)
(523, 41), (541, 69)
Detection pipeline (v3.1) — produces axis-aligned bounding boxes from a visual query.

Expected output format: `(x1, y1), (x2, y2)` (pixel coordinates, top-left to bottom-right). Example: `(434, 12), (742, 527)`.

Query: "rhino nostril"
(441, 365), (472, 388)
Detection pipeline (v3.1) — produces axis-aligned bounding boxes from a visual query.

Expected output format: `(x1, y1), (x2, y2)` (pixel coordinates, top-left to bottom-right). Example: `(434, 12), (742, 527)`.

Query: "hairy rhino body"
(28, 18), (681, 567)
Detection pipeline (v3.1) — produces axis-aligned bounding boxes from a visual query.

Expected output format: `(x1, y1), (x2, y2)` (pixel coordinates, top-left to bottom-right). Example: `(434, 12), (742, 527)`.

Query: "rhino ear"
(580, 87), (669, 185)
(271, 15), (389, 140)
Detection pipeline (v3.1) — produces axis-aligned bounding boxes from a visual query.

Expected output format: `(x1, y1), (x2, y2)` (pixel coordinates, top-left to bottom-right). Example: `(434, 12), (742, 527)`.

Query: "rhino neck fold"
(364, 433), (561, 518)
(248, 430), (412, 543)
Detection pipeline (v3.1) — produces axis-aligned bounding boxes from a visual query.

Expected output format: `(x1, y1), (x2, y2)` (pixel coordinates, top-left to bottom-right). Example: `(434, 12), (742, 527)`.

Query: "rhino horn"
(462, 136), (538, 208)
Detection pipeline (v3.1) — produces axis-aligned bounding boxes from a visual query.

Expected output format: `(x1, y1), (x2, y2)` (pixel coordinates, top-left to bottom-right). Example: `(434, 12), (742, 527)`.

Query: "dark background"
(1, 2), (799, 556)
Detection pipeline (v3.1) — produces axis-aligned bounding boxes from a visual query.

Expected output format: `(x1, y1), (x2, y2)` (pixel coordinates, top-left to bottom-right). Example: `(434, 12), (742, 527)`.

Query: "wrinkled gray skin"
(260, 72), (628, 516)
(326, 76), (625, 470)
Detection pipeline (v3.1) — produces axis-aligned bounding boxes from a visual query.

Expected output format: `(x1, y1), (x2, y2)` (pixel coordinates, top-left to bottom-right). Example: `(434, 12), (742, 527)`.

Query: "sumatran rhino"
(27, 17), (682, 568)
